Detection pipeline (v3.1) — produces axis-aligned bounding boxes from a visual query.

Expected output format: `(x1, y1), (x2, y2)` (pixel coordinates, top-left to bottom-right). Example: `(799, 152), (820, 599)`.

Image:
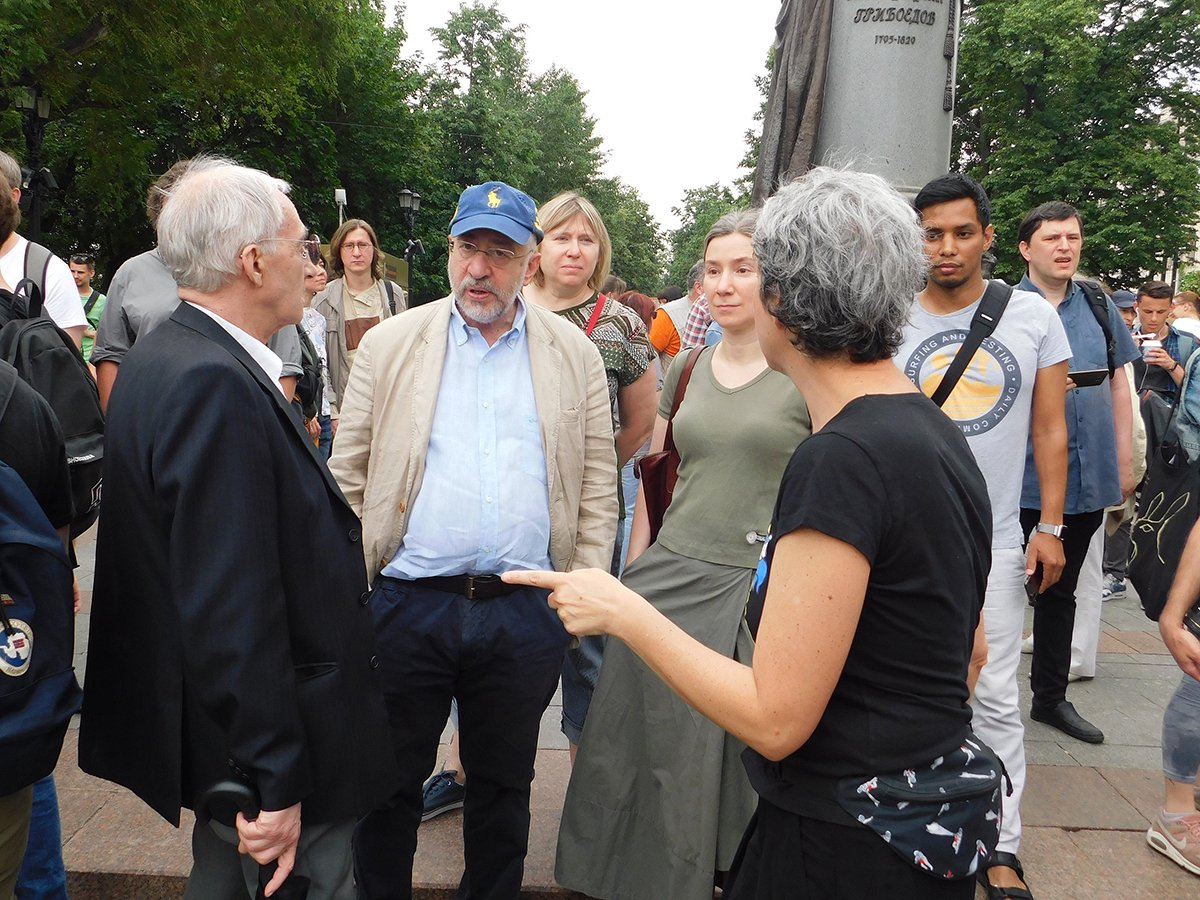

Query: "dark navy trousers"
(353, 577), (568, 900)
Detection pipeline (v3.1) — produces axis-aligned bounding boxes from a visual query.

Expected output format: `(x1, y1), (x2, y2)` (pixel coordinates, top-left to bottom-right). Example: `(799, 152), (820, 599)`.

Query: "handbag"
(835, 733), (1008, 881)
(1130, 436), (1200, 621)
(1131, 350), (1200, 621)
(633, 347), (705, 543)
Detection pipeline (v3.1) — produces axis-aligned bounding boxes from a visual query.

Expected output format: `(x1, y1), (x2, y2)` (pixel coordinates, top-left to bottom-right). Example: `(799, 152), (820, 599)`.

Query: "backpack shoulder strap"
(930, 281), (1012, 408)
(22, 242), (52, 316)
(1077, 280), (1117, 376)
(383, 279), (395, 315)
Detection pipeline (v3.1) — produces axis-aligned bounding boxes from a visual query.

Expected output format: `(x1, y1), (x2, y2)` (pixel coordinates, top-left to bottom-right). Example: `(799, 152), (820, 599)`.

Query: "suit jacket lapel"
(170, 303), (351, 507)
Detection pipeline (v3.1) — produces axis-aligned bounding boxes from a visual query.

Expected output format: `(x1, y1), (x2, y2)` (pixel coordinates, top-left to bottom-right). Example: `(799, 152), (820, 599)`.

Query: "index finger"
(502, 569), (567, 589)
(263, 848), (296, 897)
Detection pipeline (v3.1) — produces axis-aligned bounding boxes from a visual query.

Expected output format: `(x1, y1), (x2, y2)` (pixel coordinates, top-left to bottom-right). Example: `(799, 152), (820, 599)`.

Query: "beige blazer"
(329, 296), (617, 580)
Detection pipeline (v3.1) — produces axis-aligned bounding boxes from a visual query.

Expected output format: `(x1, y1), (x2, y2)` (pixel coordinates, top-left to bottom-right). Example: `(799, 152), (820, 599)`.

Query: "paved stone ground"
(54, 526), (1200, 898)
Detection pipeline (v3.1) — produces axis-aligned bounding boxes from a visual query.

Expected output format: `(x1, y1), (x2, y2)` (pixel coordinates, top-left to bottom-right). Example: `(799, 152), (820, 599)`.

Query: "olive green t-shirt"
(656, 347), (811, 568)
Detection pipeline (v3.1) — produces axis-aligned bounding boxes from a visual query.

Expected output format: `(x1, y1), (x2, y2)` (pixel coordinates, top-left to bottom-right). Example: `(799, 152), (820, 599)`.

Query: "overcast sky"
(392, 0), (783, 231)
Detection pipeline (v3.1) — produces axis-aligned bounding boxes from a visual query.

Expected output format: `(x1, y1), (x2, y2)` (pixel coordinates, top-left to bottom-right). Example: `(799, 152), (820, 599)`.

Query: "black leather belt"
(411, 574), (517, 600)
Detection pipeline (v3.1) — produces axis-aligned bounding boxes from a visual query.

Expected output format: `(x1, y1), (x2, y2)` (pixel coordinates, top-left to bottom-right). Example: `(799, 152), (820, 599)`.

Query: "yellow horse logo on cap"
(488, 189), (501, 208)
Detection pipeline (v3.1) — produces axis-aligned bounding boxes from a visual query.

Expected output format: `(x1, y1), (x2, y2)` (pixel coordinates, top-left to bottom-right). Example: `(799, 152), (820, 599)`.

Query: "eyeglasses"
(449, 239), (525, 264)
(69, 254), (95, 266)
(257, 236), (322, 264)
(342, 241), (374, 253)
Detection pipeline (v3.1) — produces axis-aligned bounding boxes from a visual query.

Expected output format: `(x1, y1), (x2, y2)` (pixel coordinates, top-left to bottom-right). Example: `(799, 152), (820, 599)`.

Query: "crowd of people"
(0, 146), (1198, 900)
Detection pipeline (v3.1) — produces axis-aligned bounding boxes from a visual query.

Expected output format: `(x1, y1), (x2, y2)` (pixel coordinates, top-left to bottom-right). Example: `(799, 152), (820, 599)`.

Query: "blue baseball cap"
(449, 182), (543, 245)
(1112, 290), (1136, 309)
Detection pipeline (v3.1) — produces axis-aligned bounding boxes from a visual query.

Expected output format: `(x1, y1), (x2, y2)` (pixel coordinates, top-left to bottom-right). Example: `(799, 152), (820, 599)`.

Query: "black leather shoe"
(1030, 700), (1104, 744)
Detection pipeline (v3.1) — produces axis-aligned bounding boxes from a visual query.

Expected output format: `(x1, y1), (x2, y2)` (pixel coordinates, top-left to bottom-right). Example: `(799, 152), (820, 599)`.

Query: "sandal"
(976, 851), (1034, 900)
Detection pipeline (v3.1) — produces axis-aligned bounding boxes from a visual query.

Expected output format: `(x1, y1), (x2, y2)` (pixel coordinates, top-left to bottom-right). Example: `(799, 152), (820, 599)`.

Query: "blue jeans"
(15, 775), (66, 900)
(353, 577), (568, 900)
(318, 414), (332, 460)
(1163, 673), (1200, 783)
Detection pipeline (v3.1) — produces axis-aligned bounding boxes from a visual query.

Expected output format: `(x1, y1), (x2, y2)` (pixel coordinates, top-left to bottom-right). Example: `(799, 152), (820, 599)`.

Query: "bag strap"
(383, 280), (396, 315)
(1077, 279), (1117, 376)
(662, 347), (705, 459)
(930, 281), (1012, 407)
(83, 289), (101, 314)
(22, 241), (51, 319)
(584, 294), (607, 337)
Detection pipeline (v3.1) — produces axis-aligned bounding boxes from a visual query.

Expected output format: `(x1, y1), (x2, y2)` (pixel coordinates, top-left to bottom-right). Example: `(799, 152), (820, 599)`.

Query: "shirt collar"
(186, 302), (286, 396)
(449, 295), (528, 347)
(1017, 274), (1085, 306)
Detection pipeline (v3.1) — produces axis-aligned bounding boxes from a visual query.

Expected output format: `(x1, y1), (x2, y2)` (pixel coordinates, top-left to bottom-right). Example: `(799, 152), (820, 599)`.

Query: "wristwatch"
(1035, 522), (1066, 539)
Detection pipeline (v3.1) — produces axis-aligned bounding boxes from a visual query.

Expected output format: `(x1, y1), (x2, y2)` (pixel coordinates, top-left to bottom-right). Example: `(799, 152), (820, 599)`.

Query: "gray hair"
(0, 151), (21, 192)
(157, 156), (292, 293)
(686, 259), (704, 289)
(754, 167), (924, 363)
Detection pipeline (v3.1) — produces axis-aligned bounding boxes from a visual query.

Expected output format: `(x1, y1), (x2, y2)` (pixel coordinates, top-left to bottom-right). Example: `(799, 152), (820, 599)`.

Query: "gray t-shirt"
(90, 248), (302, 374)
(896, 288), (1071, 548)
(656, 347), (812, 568)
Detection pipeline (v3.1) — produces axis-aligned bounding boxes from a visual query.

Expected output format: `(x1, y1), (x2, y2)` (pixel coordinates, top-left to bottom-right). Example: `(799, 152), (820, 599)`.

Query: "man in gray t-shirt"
(895, 174), (1070, 900)
(91, 248), (301, 410)
(91, 161), (302, 410)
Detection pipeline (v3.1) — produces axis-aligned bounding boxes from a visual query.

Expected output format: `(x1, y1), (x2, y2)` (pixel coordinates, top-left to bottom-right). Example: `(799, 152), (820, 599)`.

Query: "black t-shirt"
(0, 363), (74, 528)
(742, 393), (991, 822)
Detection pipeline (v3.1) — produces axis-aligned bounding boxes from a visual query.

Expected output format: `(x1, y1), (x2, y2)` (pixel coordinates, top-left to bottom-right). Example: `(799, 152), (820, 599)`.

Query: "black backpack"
(293, 323), (324, 421)
(0, 280), (105, 537)
(0, 446), (83, 794)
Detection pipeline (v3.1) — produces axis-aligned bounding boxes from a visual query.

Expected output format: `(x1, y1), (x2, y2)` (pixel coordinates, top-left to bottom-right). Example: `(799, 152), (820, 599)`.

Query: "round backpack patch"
(0, 619), (33, 676)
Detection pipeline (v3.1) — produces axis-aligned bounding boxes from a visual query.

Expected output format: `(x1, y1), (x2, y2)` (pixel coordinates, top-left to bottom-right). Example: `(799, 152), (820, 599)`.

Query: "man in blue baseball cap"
(329, 182), (616, 899)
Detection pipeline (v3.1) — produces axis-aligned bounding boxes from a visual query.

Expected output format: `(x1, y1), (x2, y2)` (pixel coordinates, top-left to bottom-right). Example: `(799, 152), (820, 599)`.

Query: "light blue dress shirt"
(1018, 277), (1140, 514)
(383, 299), (553, 578)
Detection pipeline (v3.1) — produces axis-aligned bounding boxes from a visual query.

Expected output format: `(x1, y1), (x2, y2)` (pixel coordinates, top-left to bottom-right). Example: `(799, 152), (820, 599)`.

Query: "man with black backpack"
(898, 174), (1072, 900)
(1015, 201), (1141, 749)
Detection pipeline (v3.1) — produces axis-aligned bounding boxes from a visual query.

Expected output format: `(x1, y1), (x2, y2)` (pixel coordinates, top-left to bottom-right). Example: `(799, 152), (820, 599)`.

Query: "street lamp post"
(397, 188), (423, 303)
(16, 86), (53, 243)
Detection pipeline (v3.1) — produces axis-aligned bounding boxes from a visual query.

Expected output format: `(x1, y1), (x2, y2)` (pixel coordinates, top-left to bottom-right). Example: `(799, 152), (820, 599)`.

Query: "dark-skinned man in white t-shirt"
(897, 174), (1070, 900)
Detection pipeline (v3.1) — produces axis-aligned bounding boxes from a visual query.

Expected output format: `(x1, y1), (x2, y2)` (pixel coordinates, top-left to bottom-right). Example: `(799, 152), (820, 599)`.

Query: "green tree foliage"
(590, 177), (664, 293)
(955, 0), (1200, 287)
(0, 0), (661, 304)
(421, 2), (654, 298)
(664, 184), (738, 290)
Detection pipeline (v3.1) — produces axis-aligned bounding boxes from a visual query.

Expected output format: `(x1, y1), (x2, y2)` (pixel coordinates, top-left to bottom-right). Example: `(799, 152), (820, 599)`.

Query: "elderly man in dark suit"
(78, 156), (395, 899)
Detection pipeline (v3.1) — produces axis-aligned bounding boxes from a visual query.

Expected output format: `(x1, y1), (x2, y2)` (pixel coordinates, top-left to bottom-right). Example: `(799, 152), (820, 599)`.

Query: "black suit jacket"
(79, 303), (396, 826)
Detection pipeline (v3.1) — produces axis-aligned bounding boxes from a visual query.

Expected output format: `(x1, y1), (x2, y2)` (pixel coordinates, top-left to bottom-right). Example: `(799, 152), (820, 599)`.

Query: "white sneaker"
(1021, 634), (1034, 655)
(1101, 573), (1126, 602)
(1147, 811), (1200, 876)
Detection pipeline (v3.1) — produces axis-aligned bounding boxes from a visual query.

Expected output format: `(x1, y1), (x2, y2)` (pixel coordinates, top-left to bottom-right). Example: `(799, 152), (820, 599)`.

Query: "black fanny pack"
(835, 733), (1009, 880)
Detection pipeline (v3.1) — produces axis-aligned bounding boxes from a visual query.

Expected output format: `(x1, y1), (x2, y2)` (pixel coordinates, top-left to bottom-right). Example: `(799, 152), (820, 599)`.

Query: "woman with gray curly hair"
(507, 167), (995, 898)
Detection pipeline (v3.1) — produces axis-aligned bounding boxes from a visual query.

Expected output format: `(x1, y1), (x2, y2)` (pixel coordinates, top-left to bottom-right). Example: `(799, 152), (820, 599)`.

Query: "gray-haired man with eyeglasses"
(79, 156), (396, 899)
(329, 181), (616, 899)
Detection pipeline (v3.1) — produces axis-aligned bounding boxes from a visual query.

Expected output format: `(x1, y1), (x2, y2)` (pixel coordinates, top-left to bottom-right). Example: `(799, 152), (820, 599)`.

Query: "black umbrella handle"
(196, 781), (310, 899)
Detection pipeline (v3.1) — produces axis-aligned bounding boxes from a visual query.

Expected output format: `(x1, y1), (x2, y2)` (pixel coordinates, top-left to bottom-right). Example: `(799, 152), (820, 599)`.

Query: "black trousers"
(724, 799), (974, 900)
(352, 578), (568, 900)
(1019, 508), (1104, 709)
